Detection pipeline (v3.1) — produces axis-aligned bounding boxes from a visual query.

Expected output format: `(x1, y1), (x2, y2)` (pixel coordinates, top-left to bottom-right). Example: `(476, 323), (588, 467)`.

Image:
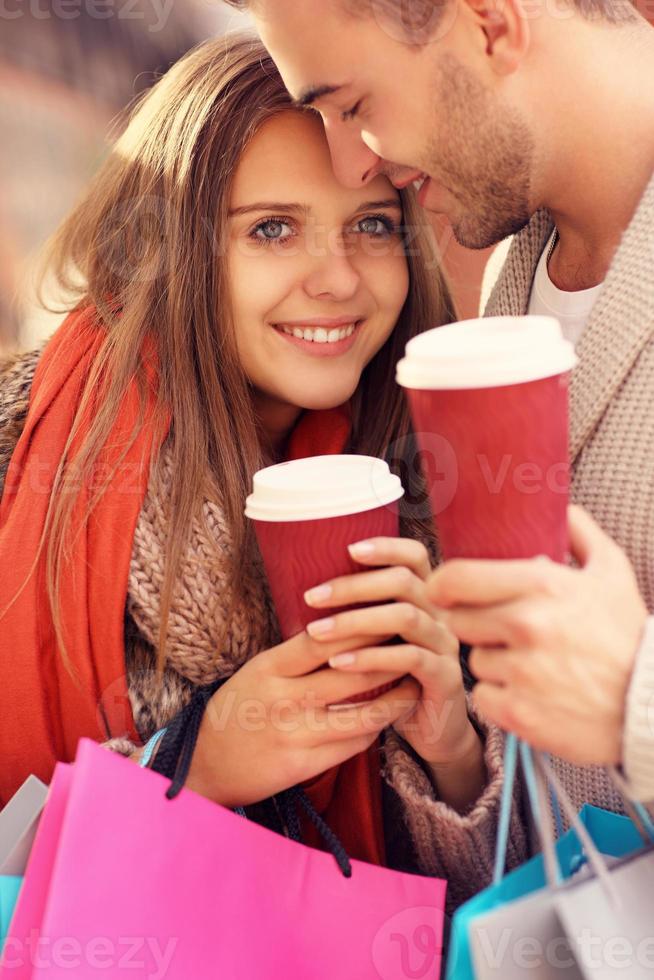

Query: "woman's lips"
(272, 320), (362, 357)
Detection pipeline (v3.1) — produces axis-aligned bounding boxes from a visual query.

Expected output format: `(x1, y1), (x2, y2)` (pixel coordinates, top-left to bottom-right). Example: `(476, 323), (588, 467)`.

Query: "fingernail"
(307, 617), (336, 637)
(349, 540), (375, 558)
(329, 653), (356, 667)
(304, 584), (333, 606)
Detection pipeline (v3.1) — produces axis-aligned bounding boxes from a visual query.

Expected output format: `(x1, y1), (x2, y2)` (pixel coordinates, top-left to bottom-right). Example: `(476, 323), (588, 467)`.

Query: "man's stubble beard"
(425, 53), (535, 250)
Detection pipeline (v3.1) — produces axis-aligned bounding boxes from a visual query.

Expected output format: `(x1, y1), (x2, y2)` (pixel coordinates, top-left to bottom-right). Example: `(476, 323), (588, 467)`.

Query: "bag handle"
(608, 765), (654, 843)
(493, 735), (654, 889)
(494, 735), (560, 884)
(533, 753), (654, 867)
(493, 733), (519, 885)
(532, 752), (620, 905)
(145, 681), (353, 877)
(494, 737), (614, 895)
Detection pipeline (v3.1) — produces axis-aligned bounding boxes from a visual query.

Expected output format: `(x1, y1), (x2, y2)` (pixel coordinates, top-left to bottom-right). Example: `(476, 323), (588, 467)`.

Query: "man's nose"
(323, 119), (383, 188)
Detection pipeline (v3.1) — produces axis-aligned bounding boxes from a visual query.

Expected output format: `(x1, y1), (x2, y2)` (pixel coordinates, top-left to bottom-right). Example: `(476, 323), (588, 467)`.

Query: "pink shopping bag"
(1, 739), (446, 979)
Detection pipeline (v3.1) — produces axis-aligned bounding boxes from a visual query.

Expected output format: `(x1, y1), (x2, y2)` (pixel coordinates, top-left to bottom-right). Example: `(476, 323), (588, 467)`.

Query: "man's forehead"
(255, 0), (349, 41)
(255, 0), (371, 98)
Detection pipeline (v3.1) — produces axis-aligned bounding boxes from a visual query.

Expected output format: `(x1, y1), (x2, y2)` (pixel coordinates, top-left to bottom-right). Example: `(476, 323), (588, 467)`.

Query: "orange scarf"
(0, 307), (385, 866)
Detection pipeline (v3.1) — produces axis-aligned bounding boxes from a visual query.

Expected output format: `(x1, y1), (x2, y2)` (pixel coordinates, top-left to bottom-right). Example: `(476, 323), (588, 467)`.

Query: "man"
(227, 0), (654, 908)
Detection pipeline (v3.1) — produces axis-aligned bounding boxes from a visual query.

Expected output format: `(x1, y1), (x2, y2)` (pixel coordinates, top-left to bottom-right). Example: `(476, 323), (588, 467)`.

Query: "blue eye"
(252, 219), (294, 242)
(356, 215), (397, 236)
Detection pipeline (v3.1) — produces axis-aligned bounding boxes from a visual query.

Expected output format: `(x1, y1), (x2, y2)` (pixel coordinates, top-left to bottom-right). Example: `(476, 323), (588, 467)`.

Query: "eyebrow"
(228, 202), (306, 218)
(294, 84), (345, 108)
(228, 199), (403, 218)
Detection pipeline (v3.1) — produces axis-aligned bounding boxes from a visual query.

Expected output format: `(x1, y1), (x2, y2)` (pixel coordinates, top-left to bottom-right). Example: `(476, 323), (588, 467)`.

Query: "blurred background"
(0, 0), (652, 353)
(0, 0), (250, 351)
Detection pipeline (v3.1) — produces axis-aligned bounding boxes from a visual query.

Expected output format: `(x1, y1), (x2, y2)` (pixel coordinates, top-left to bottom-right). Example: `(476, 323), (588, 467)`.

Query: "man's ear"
(462, 0), (531, 74)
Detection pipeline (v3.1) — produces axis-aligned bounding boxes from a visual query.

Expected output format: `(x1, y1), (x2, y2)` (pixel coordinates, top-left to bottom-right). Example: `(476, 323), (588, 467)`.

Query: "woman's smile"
(271, 316), (363, 357)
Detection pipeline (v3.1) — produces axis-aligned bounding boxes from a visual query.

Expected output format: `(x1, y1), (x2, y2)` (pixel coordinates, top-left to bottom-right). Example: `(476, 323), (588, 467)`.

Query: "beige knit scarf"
(126, 440), (282, 687)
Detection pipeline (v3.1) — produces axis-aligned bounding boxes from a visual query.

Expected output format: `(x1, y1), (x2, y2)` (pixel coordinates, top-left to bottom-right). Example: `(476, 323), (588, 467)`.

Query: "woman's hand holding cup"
(304, 536), (487, 809)
(186, 625), (417, 809)
(242, 454), (485, 812)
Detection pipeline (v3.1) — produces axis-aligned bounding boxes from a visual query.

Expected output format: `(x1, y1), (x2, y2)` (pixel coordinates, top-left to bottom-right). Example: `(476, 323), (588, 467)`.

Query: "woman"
(0, 34), (502, 906)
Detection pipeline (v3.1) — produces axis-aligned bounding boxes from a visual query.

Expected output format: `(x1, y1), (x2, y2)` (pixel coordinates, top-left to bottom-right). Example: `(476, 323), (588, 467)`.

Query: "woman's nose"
(302, 246), (361, 302)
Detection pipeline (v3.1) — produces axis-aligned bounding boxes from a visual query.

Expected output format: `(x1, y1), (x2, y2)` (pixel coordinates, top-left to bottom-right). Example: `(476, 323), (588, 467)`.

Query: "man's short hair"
(348, 0), (638, 28)
(224, 0), (639, 27)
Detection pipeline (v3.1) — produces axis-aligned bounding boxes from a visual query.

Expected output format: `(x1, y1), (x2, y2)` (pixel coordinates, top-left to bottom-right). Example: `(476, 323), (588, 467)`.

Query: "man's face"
(252, 0), (536, 249)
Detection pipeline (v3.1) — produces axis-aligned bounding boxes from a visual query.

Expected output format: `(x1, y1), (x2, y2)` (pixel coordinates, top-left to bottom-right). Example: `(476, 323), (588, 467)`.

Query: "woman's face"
(228, 110), (409, 414)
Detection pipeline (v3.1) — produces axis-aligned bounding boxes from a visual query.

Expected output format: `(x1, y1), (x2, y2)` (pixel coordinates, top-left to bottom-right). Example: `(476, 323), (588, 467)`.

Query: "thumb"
(568, 504), (613, 568)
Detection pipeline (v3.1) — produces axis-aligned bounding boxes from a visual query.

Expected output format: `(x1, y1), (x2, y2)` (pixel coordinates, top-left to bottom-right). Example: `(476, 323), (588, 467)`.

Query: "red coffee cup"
(245, 455), (405, 704)
(396, 316), (577, 562)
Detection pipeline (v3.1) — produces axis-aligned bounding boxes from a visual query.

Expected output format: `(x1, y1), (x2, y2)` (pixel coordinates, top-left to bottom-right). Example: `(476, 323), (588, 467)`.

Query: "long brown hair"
(32, 33), (454, 676)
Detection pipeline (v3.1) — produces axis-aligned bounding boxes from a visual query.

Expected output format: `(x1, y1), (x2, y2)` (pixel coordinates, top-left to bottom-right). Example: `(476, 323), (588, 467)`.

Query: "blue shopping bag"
(0, 877), (22, 954)
(446, 804), (645, 979)
(446, 739), (649, 980)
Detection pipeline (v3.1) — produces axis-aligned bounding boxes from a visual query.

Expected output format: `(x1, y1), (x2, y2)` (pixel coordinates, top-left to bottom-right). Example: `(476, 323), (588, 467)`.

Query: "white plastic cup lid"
(245, 454), (404, 522)
(396, 315), (578, 390)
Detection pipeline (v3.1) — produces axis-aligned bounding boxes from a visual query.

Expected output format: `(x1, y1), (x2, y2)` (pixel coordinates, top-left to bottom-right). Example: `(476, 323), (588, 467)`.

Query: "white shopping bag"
(0, 776), (48, 875)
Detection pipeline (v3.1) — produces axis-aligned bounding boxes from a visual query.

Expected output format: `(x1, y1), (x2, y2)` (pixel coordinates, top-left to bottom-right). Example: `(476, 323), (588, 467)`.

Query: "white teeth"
(278, 322), (358, 343)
